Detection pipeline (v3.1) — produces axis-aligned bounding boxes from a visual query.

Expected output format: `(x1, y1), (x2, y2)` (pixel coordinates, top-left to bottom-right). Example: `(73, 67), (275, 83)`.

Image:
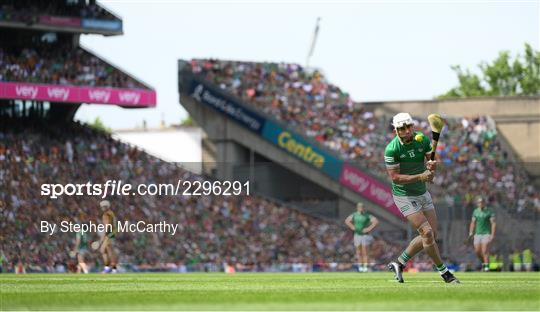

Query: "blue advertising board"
(82, 19), (122, 31)
(186, 77), (343, 179)
(188, 81), (266, 133)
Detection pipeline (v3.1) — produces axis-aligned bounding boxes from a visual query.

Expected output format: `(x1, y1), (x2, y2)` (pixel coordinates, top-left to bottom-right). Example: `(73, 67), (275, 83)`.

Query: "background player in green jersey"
(385, 113), (459, 283)
(345, 202), (379, 272)
(72, 214), (89, 274)
(468, 197), (496, 271)
(522, 248), (534, 272)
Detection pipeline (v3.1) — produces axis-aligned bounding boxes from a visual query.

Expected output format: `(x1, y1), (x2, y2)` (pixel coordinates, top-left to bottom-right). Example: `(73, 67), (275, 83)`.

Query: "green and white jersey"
(352, 212), (371, 235)
(384, 132), (432, 196)
(472, 208), (495, 235)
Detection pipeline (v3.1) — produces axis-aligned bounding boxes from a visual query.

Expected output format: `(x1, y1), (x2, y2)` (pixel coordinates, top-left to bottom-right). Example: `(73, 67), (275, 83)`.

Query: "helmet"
(99, 200), (111, 209)
(392, 112), (414, 128)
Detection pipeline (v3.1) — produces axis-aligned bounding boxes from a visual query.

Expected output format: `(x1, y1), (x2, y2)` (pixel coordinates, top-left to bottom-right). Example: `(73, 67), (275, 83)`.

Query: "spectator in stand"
(0, 43), (146, 89)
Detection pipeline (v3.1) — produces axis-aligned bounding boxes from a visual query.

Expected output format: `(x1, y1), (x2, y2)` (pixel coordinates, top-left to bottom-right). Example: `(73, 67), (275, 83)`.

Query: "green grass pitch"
(1, 272), (539, 310)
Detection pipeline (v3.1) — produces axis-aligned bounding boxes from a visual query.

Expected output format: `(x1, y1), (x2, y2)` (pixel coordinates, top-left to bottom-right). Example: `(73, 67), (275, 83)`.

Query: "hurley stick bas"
(427, 113), (445, 161)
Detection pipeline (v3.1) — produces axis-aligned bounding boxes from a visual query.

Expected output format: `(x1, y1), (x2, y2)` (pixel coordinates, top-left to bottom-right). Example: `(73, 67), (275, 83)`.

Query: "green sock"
(436, 263), (448, 274)
(398, 251), (411, 265)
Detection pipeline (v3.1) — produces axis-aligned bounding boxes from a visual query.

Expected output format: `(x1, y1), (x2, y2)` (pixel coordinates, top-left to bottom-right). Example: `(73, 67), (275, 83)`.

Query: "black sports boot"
(441, 270), (460, 283)
(388, 261), (404, 283)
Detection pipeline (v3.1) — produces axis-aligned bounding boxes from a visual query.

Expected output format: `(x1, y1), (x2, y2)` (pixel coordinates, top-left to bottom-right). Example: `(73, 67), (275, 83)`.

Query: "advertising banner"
(262, 120), (343, 180)
(339, 163), (403, 218)
(79, 87), (155, 106)
(188, 81), (265, 133)
(0, 82), (156, 107)
(81, 18), (122, 31)
(39, 15), (81, 27)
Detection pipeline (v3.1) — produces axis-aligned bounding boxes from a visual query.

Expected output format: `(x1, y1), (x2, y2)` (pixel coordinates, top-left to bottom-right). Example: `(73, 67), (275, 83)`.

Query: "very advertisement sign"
(0, 82), (156, 107)
(339, 163), (403, 218)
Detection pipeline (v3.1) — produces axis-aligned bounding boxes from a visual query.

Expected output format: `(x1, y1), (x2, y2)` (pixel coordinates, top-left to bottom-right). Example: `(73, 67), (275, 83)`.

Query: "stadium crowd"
(0, 117), (403, 273)
(0, 43), (147, 89)
(1, 58), (537, 273)
(189, 59), (540, 218)
(0, 0), (118, 22)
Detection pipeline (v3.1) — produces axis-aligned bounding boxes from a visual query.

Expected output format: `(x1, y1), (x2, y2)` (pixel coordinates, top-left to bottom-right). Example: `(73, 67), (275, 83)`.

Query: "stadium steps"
(202, 137), (217, 175)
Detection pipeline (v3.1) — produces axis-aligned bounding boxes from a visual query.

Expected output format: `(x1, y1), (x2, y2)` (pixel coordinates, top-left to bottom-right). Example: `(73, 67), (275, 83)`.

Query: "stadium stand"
(0, 0), (118, 21)
(0, 116), (404, 273)
(1, 0), (535, 274)
(1, 0), (158, 273)
(1, 39), (146, 89)
(189, 59), (540, 219)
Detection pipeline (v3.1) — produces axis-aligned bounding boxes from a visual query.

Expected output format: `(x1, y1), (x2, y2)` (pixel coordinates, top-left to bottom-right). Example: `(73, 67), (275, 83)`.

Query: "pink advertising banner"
(339, 163), (404, 219)
(39, 15), (81, 27)
(0, 82), (156, 107)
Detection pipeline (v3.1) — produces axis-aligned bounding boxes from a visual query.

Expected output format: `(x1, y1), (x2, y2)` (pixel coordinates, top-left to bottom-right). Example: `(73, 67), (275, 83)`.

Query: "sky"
(75, 0), (540, 130)
(114, 129), (202, 172)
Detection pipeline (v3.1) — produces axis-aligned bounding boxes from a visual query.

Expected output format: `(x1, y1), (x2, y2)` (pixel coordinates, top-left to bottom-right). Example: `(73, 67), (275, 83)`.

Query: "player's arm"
(98, 232), (105, 247)
(490, 216), (496, 240)
(424, 136), (437, 171)
(99, 214), (109, 245)
(425, 153), (437, 171)
(73, 234), (80, 253)
(386, 166), (433, 184)
(385, 147), (433, 183)
(363, 216), (379, 234)
(344, 215), (355, 231)
(468, 218), (476, 237)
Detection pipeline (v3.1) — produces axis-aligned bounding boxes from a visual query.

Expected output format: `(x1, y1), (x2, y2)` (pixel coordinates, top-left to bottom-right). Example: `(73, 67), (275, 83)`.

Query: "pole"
(306, 17), (321, 68)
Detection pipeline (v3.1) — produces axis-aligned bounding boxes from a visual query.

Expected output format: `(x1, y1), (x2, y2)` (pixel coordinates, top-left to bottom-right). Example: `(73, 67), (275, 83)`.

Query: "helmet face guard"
(394, 121), (414, 129)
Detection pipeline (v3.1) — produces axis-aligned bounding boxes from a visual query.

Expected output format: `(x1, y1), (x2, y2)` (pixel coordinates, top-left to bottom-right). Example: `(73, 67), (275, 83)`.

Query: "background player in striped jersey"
(468, 197), (496, 271)
(98, 200), (118, 273)
(345, 202), (379, 272)
(384, 113), (459, 283)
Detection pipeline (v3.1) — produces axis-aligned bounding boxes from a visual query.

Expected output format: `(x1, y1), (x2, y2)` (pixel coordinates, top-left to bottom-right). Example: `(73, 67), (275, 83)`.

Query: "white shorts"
(392, 191), (435, 217)
(353, 234), (373, 247)
(473, 234), (492, 246)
